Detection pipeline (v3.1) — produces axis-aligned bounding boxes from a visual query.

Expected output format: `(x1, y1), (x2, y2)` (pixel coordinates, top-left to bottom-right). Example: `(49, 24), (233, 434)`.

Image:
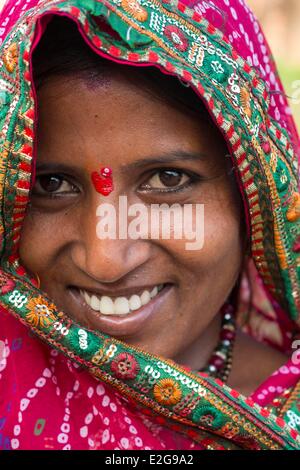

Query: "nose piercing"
(91, 166), (114, 196)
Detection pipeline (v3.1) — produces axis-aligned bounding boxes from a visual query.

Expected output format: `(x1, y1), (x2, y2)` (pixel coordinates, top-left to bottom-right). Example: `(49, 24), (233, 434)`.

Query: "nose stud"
(91, 166), (114, 196)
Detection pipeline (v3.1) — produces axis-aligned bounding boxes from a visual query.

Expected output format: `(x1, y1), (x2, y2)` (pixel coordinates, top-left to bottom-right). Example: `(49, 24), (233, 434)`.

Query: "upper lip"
(70, 283), (168, 299)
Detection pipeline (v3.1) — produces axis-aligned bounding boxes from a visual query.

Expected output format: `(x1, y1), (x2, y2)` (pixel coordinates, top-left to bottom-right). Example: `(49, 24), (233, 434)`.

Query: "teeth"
(129, 295), (142, 311)
(80, 285), (164, 316)
(99, 296), (114, 315)
(83, 291), (91, 304)
(150, 286), (158, 298)
(90, 295), (100, 310)
(114, 297), (130, 315)
(141, 290), (151, 305)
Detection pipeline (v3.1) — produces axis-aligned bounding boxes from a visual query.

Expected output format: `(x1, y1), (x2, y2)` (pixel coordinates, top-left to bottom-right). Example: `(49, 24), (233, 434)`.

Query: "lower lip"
(68, 285), (173, 337)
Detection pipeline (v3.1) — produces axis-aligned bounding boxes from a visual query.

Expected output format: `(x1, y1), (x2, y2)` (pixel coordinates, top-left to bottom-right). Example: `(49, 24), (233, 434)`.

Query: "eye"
(32, 174), (80, 196)
(139, 169), (194, 192)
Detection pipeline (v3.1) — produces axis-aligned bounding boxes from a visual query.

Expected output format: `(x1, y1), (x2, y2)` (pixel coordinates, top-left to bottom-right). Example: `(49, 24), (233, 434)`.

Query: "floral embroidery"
(280, 171), (288, 185)
(26, 296), (57, 328)
(121, 0), (148, 23)
(192, 405), (226, 429)
(211, 60), (224, 74)
(0, 0), (298, 451)
(153, 378), (182, 405)
(0, 273), (15, 295)
(110, 352), (139, 379)
(287, 192), (300, 222)
(164, 25), (188, 52)
(3, 43), (18, 73)
(220, 422), (240, 439)
(199, 413), (215, 426)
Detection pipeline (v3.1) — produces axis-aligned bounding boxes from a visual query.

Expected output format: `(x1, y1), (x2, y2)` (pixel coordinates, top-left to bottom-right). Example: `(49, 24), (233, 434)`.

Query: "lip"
(70, 284), (165, 299)
(68, 283), (173, 337)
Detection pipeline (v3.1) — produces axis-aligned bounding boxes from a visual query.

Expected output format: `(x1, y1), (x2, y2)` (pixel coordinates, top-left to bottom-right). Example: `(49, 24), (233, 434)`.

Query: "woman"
(0, 0), (299, 450)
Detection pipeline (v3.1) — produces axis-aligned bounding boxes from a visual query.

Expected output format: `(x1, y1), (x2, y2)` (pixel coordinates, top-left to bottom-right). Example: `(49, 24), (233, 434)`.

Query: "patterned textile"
(0, 0), (299, 450)
(1, 307), (299, 450)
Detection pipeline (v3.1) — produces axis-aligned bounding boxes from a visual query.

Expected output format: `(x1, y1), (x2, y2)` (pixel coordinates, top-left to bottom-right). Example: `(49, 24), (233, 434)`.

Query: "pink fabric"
(0, 307), (203, 450)
(238, 259), (297, 353)
(0, 0), (299, 450)
(251, 358), (300, 407)
(184, 0), (300, 153)
(1, 306), (298, 450)
(0, 0), (40, 41)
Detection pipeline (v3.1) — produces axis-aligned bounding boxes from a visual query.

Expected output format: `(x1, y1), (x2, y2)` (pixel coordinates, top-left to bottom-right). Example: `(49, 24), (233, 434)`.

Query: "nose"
(71, 200), (151, 283)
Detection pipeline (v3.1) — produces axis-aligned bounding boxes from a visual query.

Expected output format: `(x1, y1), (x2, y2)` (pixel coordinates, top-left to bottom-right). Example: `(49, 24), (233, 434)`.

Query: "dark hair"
(33, 16), (212, 122)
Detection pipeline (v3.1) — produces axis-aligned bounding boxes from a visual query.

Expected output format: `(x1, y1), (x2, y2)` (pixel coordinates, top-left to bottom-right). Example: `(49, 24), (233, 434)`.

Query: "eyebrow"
(120, 151), (208, 174)
(35, 163), (80, 173)
(35, 151), (208, 174)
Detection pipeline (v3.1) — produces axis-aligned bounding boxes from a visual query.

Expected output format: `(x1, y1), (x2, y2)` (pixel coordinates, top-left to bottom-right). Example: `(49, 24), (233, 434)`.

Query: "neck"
(173, 311), (222, 371)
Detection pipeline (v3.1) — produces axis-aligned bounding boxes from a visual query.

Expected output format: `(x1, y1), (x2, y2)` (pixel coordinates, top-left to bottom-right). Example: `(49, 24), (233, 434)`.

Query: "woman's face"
(19, 70), (243, 367)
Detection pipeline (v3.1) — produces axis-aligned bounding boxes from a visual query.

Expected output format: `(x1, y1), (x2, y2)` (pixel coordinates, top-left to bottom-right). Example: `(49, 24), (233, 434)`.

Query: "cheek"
(199, 182), (243, 278)
(19, 210), (67, 273)
(158, 198), (242, 285)
(205, 192), (240, 242)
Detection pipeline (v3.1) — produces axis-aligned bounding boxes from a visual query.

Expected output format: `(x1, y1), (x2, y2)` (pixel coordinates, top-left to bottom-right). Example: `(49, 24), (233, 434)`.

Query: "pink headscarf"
(0, 0), (299, 450)
(184, 0), (299, 151)
(2, 0), (298, 148)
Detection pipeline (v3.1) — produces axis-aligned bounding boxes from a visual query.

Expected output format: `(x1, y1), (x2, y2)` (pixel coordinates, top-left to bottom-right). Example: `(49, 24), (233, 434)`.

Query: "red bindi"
(91, 166), (114, 196)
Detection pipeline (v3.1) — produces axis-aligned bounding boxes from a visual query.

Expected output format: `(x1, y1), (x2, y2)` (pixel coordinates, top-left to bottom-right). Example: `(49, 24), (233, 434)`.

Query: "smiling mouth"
(78, 284), (166, 316)
(68, 283), (173, 337)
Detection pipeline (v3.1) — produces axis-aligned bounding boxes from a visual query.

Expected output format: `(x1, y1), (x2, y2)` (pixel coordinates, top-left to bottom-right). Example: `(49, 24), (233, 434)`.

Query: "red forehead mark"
(91, 167), (114, 196)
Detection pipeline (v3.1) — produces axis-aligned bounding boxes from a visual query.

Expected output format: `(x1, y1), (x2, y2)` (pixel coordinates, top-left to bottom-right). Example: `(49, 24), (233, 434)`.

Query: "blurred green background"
(277, 62), (300, 132)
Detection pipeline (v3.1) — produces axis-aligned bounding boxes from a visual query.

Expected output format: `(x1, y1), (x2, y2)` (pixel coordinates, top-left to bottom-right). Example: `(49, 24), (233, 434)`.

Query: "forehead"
(36, 72), (222, 152)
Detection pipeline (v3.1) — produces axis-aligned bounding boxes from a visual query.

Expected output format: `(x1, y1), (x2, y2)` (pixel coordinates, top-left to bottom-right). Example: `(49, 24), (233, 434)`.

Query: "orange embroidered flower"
(3, 43), (18, 73)
(153, 378), (182, 405)
(121, 0), (148, 22)
(287, 192), (300, 222)
(26, 296), (56, 328)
